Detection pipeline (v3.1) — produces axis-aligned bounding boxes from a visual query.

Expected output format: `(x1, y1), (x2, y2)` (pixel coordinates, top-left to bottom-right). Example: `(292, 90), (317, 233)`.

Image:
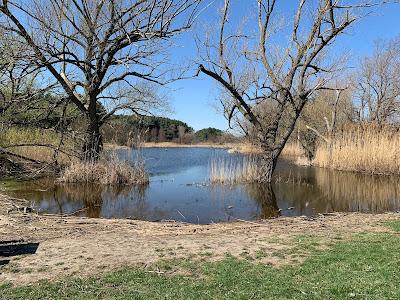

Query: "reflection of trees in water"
(208, 184), (280, 221)
(14, 179), (165, 220)
(313, 168), (400, 213)
(100, 185), (153, 219)
(61, 184), (149, 218)
(245, 184), (280, 219)
(61, 184), (104, 217)
(274, 163), (400, 214)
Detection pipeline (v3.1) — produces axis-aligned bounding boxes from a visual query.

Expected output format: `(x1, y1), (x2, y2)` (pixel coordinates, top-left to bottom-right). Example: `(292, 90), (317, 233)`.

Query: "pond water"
(2, 147), (400, 224)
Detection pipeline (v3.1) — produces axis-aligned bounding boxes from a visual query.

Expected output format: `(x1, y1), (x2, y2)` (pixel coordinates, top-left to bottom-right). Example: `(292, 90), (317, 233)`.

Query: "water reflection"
(314, 167), (400, 213)
(274, 162), (400, 215)
(245, 184), (281, 219)
(2, 148), (400, 224)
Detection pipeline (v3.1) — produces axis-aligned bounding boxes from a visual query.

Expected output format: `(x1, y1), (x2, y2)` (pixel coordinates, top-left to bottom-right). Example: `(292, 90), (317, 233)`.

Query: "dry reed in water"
(59, 153), (149, 185)
(313, 126), (400, 175)
(210, 156), (260, 184)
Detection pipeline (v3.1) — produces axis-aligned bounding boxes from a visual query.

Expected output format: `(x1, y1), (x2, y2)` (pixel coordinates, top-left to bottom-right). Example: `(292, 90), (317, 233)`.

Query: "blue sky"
(164, 1), (400, 131)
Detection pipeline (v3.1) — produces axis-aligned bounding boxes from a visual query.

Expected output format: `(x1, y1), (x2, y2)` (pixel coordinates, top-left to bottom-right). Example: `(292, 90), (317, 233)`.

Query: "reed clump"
(313, 124), (400, 175)
(210, 156), (261, 184)
(59, 154), (149, 185)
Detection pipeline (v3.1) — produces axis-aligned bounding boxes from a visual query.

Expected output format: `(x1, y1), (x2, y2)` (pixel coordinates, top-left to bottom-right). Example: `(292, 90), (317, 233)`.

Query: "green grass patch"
(1, 232), (400, 299)
(384, 220), (400, 232)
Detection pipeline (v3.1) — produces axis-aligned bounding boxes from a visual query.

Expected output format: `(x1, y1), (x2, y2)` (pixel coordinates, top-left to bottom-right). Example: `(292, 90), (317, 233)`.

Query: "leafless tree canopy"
(198, 0), (371, 182)
(353, 38), (400, 124)
(0, 30), (64, 127)
(0, 0), (202, 159)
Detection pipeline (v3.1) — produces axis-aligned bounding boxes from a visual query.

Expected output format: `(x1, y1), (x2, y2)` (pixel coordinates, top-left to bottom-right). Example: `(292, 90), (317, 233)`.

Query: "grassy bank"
(1, 219), (399, 299)
(106, 141), (260, 154)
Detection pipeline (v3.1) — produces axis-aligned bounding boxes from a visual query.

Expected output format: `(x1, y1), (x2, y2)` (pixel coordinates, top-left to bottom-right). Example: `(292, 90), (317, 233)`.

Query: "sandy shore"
(1, 192), (398, 286)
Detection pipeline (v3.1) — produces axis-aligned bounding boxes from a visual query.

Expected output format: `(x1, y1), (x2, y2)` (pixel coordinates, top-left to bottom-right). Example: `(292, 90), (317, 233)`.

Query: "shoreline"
(104, 142), (262, 154)
(1, 192), (399, 286)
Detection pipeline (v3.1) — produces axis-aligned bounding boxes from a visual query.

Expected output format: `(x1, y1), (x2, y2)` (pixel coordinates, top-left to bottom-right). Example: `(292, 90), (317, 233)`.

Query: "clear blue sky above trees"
(165, 1), (400, 131)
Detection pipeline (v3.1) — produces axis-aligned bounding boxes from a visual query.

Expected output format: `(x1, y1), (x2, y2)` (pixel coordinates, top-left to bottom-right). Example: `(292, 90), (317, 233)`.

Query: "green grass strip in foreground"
(1, 224), (400, 299)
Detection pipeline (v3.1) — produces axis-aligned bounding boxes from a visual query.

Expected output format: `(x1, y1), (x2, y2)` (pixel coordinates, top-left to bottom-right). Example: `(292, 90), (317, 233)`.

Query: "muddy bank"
(0, 192), (398, 286)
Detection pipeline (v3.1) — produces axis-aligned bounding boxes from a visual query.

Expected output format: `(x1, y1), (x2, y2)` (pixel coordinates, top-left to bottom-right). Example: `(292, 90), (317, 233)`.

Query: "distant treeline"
(102, 115), (236, 146)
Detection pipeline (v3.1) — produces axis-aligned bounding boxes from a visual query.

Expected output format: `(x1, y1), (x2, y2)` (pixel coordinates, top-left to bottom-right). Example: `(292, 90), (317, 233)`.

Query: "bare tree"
(198, 0), (371, 183)
(353, 38), (400, 124)
(0, 0), (202, 160)
(302, 86), (353, 160)
(0, 31), (66, 129)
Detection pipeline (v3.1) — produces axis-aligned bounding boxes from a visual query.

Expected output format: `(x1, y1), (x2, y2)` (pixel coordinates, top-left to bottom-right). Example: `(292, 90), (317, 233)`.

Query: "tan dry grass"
(210, 156), (261, 184)
(0, 127), (76, 164)
(281, 142), (304, 158)
(59, 154), (149, 185)
(227, 143), (262, 154)
(9, 146), (75, 165)
(313, 126), (400, 175)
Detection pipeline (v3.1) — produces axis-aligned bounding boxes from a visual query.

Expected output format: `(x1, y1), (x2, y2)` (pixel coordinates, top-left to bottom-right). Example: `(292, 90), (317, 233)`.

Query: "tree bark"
(82, 100), (103, 161)
(256, 150), (278, 183)
(82, 120), (103, 161)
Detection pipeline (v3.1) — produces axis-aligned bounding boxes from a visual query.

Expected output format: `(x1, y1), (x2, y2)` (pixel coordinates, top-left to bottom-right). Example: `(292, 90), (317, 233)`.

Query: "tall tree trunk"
(82, 99), (103, 161)
(256, 151), (278, 183)
(255, 130), (279, 183)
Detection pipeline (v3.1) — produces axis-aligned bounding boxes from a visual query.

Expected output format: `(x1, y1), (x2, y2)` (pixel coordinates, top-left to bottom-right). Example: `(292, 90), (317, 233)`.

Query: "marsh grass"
(0, 127), (60, 146)
(0, 127), (76, 164)
(279, 125), (400, 175)
(59, 153), (149, 185)
(313, 125), (400, 175)
(210, 156), (261, 184)
(281, 142), (304, 158)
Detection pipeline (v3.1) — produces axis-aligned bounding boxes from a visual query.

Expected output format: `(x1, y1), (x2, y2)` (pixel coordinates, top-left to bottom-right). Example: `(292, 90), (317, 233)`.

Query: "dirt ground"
(0, 193), (398, 286)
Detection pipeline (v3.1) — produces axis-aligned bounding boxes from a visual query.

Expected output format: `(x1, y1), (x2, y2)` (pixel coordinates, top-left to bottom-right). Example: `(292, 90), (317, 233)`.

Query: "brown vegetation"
(313, 125), (400, 175)
(281, 143), (304, 158)
(281, 124), (400, 176)
(59, 154), (148, 185)
(210, 156), (261, 184)
(0, 127), (77, 166)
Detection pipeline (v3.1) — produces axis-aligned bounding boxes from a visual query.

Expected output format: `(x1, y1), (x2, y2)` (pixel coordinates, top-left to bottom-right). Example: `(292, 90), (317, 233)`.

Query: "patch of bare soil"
(0, 193), (398, 286)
